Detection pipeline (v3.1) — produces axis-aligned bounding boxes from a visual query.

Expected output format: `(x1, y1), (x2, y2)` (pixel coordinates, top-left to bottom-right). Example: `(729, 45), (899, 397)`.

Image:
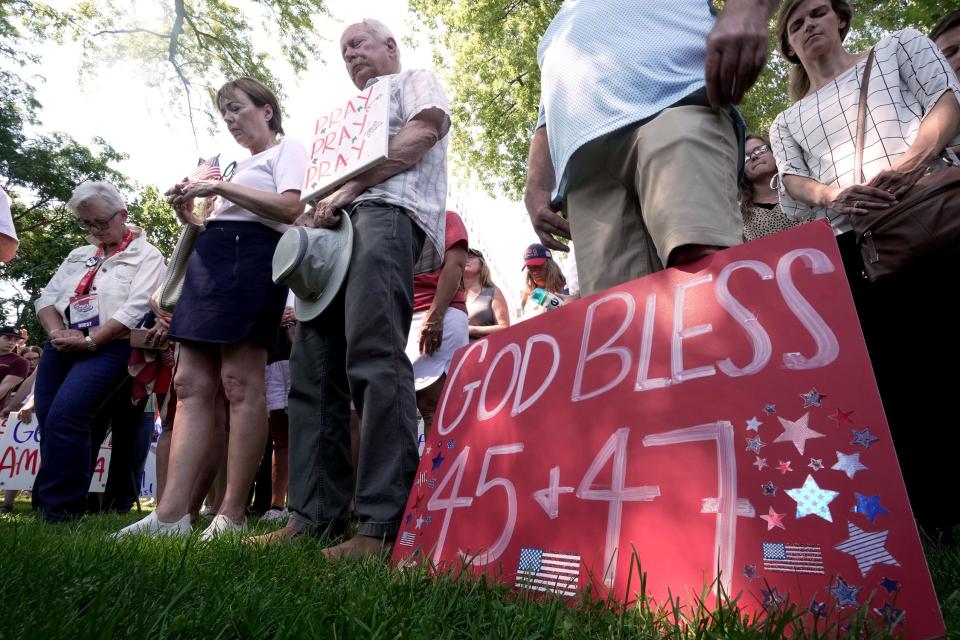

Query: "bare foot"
(321, 534), (392, 560)
(245, 526), (303, 546)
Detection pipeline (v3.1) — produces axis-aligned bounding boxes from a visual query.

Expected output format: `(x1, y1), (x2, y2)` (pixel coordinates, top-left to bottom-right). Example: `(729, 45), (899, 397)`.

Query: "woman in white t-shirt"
(118, 77), (307, 540)
(770, 0), (960, 534)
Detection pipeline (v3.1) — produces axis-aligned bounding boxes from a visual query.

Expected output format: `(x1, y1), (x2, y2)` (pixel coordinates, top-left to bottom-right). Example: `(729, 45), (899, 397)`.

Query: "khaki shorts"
(563, 105), (741, 296)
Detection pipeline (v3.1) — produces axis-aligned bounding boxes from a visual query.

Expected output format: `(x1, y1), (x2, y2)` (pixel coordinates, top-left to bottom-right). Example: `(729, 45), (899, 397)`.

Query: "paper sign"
(1, 414), (114, 493)
(300, 79), (390, 203)
(392, 222), (944, 638)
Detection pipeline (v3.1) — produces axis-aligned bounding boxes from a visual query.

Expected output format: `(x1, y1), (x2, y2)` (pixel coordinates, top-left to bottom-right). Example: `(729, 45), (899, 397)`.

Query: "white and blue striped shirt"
(537, 0), (717, 199)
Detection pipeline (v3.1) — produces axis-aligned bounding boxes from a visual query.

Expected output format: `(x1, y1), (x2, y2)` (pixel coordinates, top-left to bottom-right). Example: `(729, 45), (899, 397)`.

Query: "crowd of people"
(1, 2), (959, 551)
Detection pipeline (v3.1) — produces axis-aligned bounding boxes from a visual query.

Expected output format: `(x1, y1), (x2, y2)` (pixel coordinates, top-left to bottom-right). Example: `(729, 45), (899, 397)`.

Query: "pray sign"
(393, 221), (944, 638)
(300, 79), (390, 203)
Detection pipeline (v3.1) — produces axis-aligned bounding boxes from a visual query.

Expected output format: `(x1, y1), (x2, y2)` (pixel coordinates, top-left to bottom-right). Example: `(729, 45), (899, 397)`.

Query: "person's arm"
(419, 244), (468, 356)
(172, 183), (303, 226)
(468, 287), (511, 338)
(0, 234), (17, 263)
(310, 108), (449, 226)
(17, 395), (35, 423)
(108, 247), (167, 336)
(705, 0), (780, 107)
(0, 375), (24, 406)
(869, 93), (960, 196)
(6, 369), (36, 412)
(524, 125), (570, 252)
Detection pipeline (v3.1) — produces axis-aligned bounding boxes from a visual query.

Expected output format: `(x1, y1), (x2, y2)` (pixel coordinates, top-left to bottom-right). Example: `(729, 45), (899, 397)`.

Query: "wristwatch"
(85, 335), (98, 352)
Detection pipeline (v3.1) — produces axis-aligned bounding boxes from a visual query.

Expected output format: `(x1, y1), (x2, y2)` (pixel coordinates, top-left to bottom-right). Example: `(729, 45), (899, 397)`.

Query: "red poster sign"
(392, 221), (944, 638)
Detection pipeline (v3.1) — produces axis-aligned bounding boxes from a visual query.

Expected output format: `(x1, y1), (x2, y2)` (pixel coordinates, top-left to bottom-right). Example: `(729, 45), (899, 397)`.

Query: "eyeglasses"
(77, 209), (122, 231)
(745, 144), (771, 163)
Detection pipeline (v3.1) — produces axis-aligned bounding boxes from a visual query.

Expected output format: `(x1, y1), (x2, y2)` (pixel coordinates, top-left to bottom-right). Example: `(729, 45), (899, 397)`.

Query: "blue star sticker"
(431, 451), (445, 470)
(809, 599), (827, 618)
(746, 417), (763, 431)
(830, 577), (861, 607)
(746, 436), (765, 454)
(742, 564), (758, 580)
(764, 403), (777, 415)
(851, 428), (879, 449)
(762, 481), (778, 496)
(879, 577), (900, 593)
(800, 387), (826, 408)
(762, 586), (786, 609)
(852, 492), (890, 523)
(404, 513), (413, 524)
(874, 602), (905, 627)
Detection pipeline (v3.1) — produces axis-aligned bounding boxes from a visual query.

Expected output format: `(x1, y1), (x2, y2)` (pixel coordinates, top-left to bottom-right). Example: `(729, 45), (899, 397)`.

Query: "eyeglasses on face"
(77, 209), (122, 231)
(745, 144), (771, 163)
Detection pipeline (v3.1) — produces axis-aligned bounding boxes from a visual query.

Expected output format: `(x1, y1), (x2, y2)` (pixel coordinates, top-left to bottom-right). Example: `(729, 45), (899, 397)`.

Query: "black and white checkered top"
(770, 29), (960, 234)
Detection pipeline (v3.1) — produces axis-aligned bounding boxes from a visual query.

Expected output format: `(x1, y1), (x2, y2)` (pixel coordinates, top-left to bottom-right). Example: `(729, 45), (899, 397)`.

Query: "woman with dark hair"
(770, 0), (960, 533)
(739, 133), (804, 241)
(117, 77), (306, 539)
(519, 243), (567, 319)
(931, 10), (960, 77)
(463, 248), (510, 341)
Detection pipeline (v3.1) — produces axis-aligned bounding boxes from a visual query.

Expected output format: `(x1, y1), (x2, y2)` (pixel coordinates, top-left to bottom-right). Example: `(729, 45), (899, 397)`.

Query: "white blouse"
(770, 29), (960, 234)
(35, 225), (167, 329)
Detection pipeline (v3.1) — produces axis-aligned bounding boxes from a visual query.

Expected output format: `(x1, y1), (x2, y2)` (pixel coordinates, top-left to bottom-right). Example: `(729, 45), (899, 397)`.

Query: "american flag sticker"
(399, 531), (416, 548)
(762, 542), (825, 575)
(415, 471), (427, 487)
(514, 547), (581, 597)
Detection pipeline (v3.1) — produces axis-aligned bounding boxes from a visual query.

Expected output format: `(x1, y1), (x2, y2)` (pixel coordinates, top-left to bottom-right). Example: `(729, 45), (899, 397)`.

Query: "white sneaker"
(199, 514), (247, 541)
(115, 512), (192, 539)
(261, 508), (288, 522)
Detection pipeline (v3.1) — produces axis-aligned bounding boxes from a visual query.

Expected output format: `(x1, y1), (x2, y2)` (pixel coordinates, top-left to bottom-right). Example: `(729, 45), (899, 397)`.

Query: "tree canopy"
(412, 0), (957, 200)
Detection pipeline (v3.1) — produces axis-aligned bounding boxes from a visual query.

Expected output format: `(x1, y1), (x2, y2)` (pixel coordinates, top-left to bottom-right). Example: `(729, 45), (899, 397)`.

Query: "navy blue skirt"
(169, 221), (288, 349)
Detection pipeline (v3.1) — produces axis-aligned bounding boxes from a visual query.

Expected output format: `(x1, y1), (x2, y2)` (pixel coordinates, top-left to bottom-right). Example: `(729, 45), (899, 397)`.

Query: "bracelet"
(84, 335), (98, 352)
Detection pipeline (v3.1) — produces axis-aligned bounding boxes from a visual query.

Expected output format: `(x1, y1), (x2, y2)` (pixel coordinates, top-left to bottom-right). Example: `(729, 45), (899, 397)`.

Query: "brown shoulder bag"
(849, 48), (960, 282)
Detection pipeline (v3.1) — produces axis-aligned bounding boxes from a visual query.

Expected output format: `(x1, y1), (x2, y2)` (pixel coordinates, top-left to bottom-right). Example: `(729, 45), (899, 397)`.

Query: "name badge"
(68, 294), (101, 330)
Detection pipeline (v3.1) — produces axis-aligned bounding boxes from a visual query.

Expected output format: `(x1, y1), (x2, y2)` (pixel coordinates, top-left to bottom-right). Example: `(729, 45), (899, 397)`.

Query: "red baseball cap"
(523, 243), (552, 269)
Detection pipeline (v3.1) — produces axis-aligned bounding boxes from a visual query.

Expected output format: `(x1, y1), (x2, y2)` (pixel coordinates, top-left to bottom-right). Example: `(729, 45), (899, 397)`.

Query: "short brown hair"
(776, 0), (853, 101)
(216, 77), (284, 135)
(931, 11), (960, 42)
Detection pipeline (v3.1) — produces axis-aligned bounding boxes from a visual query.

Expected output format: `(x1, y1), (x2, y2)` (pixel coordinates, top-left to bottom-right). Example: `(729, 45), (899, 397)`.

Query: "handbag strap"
(854, 48), (877, 184)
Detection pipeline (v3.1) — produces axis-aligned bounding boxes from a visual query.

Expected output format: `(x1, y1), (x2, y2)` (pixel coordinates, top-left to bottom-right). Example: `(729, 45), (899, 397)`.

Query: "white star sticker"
(832, 451), (868, 479)
(785, 474), (839, 522)
(774, 412), (825, 455)
(415, 516), (424, 529)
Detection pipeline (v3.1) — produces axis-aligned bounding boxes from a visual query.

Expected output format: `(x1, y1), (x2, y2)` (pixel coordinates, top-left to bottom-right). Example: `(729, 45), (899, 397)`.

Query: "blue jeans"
(287, 202), (425, 538)
(32, 340), (132, 522)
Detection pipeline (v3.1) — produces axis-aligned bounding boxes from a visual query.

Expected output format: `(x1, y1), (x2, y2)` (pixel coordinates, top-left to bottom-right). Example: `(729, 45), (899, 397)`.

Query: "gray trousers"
(287, 202), (425, 538)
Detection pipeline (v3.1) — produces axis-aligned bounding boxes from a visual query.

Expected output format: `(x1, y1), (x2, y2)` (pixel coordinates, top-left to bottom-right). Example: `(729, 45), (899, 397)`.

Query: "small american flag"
(514, 547), (580, 597)
(399, 531), (416, 548)
(415, 471), (427, 488)
(427, 478), (436, 489)
(762, 542), (825, 575)
(187, 155), (222, 182)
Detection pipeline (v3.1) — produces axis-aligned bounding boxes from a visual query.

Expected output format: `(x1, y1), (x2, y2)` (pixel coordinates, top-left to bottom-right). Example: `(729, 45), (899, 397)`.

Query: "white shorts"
(405, 308), (469, 391)
(265, 360), (291, 412)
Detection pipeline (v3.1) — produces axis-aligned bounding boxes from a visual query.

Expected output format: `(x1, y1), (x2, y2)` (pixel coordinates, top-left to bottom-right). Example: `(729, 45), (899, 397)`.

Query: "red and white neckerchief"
(74, 228), (135, 296)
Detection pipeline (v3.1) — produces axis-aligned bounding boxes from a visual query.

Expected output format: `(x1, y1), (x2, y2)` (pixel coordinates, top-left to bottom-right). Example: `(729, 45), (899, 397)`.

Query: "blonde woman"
(463, 248), (510, 341)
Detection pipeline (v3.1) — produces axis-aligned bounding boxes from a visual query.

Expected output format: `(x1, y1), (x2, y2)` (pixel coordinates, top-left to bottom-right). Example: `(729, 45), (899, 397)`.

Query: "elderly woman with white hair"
(31, 181), (165, 523)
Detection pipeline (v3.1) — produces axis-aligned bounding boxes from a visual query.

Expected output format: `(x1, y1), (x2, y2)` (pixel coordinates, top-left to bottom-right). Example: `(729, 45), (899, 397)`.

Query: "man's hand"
(827, 184), (897, 216)
(705, 1), (774, 107)
(312, 182), (362, 229)
(526, 192), (571, 252)
(419, 314), (444, 356)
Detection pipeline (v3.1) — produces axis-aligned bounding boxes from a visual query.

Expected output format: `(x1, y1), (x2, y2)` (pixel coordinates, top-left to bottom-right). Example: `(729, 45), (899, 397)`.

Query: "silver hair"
(67, 181), (126, 216)
(359, 18), (401, 64)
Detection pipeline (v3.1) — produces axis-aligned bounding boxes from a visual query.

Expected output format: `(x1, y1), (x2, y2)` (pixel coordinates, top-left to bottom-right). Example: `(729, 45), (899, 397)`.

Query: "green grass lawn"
(1, 501), (958, 639)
